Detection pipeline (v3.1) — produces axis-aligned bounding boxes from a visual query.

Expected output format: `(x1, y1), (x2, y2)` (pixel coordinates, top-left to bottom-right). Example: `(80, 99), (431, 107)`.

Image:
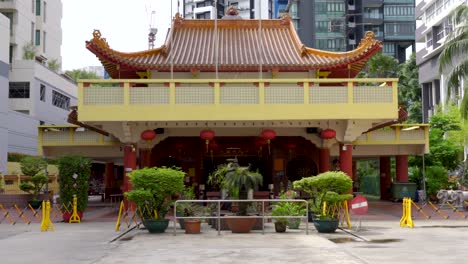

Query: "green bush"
(19, 174), (48, 201)
(20, 156), (47, 177)
(125, 167), (185, 220)
(425, 166), (448, 197)
(57, 156), (92, 211)
(272, 193), (306, 224)
(293, 171), (353, 219)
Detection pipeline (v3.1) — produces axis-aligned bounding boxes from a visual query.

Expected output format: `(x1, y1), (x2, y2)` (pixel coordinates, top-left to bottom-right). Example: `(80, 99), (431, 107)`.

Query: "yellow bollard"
(40, 201), (54, 231)
(400, 198), (414, 228)
(115, 201), (125, 232)
(69, 195), (81, 223)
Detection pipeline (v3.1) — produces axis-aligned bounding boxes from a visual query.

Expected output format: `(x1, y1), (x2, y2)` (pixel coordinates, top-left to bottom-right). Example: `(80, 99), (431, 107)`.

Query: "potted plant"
(271, 192), (306, 232)
(293, 171), (353, 233)
(19, 156), (48, 208)
(125, 167), (185, 233)
(176, 186), (204, 234)
(57, 156), (92, 221)
(210, 158), (263, 233)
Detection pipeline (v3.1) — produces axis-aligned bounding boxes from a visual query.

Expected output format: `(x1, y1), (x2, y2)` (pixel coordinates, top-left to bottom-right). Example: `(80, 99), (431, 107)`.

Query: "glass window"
(43, 2), (46, 22)
(40, 84), (46, 102)
(43, 31), (46, 53)
(9, 82), (30, 98)
(426, 33), (433, 47)
(35, 30), (40, 46)
(36, 0), (41, 16)
(52, 90), (70, 110)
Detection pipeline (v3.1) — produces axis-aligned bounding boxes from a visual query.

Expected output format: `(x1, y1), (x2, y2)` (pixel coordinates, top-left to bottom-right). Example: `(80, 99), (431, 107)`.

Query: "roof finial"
(222, 5), (242, 19)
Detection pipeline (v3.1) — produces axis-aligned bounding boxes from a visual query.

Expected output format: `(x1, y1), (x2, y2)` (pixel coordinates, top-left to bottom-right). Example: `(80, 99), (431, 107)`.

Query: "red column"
(123, 145), (137, 193)
(396, 155), (409, 182)
(318, 148), (330, 173)
(380, 156), (392, 200)
(139, 149), (152, 168)
(104, 162), (114, 200)
(339, 144), (353, 179)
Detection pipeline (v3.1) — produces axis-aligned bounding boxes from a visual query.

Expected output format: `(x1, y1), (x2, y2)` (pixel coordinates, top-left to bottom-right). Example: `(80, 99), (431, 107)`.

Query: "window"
(52, 90), (70, 110)
(196, 0), (212, 8)
(43, 2), (46, 22)
(434, 25), (444, 41)
(36, 0), (41, 16)
(384, 5), (414, 17)
(40, 84), (46, 102)
(196, 11), (211, 19)
(32, 0), (34, 13)
(35, 30), (40, 46)
(9, 45), (13, 64)
(315, 21), (329, 32)
(9, 82), (30, 98)
(383, 42), (395, 54)
(426, 33), (433, 47)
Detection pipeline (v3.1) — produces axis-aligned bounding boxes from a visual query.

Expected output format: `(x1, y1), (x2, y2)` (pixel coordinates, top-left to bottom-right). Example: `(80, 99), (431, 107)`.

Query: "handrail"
(173, 199), (309, 236)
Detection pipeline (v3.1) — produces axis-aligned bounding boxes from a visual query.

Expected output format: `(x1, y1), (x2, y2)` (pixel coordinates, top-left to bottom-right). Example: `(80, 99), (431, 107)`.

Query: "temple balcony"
(38, 124), (429, 158)
(77, 78), (399, 122)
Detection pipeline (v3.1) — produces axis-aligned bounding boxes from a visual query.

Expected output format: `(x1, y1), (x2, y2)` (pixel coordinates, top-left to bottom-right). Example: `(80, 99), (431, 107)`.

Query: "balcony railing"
(77, 78), (398, 122)
(354, 124), (429, 146)
(39, 125), (120, 146)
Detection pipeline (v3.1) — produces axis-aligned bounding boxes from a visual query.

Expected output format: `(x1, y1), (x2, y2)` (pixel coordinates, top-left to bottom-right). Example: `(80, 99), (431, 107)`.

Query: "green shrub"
(19, 174), (48, 201)
(20, 156), (47, 177)
(293, 171), (353, 219)
(57, 156), (92, 211)
(125, 167), (185, 220)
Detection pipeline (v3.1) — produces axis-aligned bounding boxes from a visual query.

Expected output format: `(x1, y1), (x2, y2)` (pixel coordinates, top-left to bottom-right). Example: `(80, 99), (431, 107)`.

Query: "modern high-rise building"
(183, 0), (272, 19)
(0, 0), (76, 166)
(415, 0), (467, 123)
(273, 0), (415, 62)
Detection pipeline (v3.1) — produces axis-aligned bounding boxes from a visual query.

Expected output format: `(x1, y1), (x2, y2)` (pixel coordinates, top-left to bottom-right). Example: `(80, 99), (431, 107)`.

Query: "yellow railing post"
(40, 200), (54, 231)
(115, 200), (125, 232)
(69, 195), (81, 223)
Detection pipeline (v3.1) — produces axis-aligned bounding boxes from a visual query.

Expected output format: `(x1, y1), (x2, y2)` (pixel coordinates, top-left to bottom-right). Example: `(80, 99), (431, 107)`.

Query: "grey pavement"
(1, 219), (468, 264)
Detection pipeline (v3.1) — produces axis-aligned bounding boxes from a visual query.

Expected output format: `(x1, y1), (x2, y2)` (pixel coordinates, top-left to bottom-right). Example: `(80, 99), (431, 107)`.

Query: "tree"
(398, 53), (422, 123)
(438, 5), (468, 118)
(65, 69), (100, 82)
(357, 52), (399, 78)
(22, 42), (37, 60)
(47, 58), (61, 72)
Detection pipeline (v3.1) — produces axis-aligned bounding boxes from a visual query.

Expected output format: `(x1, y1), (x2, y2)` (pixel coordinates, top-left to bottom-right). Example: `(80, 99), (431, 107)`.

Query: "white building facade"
(0, 14), (9, 174)
(415, 0), (467, 122)
(183, 0), (272, 19)
(0, 0), (76, 168)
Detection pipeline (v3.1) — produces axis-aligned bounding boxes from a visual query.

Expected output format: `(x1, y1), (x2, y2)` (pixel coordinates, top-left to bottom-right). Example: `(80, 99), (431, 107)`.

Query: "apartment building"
(183, 0), (272, 19)
(0, 0), (77, 164)
(415, 0), (467, 122)
(272, 0), (415, 62)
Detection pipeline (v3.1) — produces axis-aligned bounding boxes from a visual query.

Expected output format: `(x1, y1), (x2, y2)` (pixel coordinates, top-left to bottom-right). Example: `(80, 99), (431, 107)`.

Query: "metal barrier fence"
(0, 201), (76, 225)
(173, 199), (309, 236)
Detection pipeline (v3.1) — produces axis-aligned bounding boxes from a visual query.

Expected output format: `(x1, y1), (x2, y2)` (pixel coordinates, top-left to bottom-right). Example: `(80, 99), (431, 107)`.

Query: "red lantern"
(320, 129), (336, 140)
(141, 130), (156, 148)
(261, 129), (276, 154)
(200, 129), (215, 152)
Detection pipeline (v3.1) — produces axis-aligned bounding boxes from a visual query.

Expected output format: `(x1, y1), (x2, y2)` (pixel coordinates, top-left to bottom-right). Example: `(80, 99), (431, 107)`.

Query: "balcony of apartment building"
(383, 0), (414, 3)
(415, 0), (426, 18)
(362, 12), (384, 24)
(362, 0), (384, 7)
(0, 0), (16, 10)
(384, 23), (415, 40)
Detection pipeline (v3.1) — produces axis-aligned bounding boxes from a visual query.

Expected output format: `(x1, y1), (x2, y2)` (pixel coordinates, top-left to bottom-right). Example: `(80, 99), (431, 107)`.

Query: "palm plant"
(438, 6), (468, 118)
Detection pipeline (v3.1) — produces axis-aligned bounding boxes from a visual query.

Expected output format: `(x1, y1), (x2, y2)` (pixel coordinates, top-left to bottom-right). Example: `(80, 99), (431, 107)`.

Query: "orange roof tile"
(86, 14), (382, 79)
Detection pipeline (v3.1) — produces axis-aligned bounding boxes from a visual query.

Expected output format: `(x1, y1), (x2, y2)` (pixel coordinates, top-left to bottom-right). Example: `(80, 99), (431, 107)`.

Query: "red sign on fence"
(350, 196), (368, 215)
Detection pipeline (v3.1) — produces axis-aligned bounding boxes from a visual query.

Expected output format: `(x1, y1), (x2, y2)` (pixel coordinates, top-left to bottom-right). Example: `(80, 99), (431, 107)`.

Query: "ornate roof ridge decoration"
(302, 31), (381, 59)
(86, 16), (382, 79)
(225, 5), (240, 16)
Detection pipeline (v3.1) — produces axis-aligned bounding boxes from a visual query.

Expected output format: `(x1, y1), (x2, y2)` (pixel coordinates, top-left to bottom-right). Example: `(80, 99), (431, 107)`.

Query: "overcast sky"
(61, 0), (178, 71)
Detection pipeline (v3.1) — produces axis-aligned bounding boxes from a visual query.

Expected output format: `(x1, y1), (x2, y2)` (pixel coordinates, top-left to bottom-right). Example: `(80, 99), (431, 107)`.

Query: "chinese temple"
(38, 7), (428, 200)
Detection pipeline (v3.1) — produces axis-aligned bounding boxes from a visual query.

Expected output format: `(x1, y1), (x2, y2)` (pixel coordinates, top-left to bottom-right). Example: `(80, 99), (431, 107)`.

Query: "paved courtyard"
(1, 200), (468, 264)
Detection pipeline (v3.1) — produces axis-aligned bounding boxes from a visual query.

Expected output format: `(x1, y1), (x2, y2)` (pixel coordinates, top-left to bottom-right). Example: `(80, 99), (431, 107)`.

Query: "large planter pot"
(184, 219), (201, 234)
(313, 218), (339, 233)
(28, 200), (42, 209)
(274, 222), (287, 233)
(142, 219), (170, 233)
(287, 219), (301, 229)
(226, 217), (257, 233)
(62, 211), (84, 222)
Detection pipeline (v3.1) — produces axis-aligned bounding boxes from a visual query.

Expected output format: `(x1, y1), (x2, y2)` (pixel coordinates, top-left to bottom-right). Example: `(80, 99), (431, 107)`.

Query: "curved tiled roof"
(86, 13), (382, 79)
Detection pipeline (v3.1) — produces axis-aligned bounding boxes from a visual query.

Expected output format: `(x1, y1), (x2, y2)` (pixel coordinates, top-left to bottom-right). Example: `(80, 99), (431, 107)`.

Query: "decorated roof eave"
(86, 14), (382, 79)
